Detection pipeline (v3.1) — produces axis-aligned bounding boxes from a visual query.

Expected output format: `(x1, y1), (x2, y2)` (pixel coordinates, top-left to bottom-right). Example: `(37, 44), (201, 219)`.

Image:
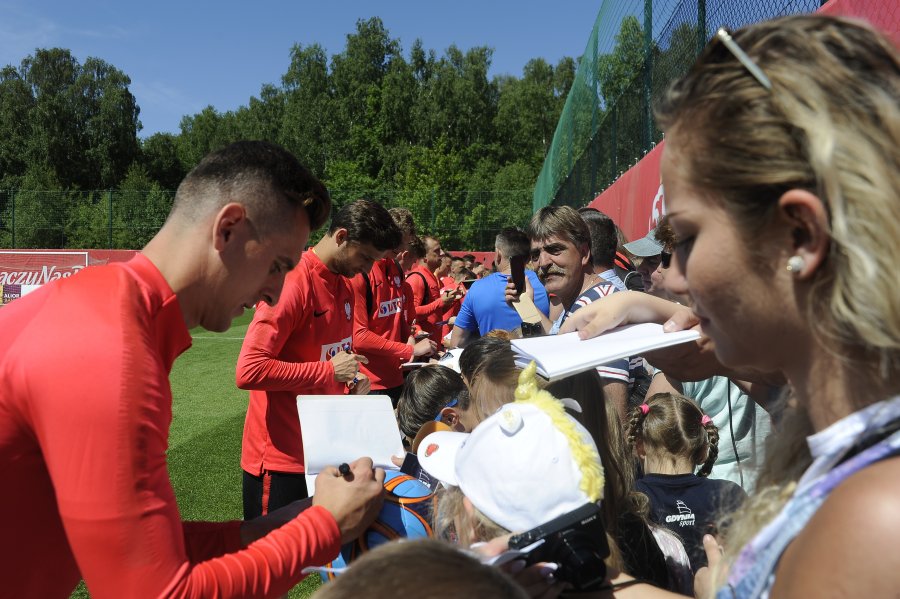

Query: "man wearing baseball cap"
(623, 227), (665, 296)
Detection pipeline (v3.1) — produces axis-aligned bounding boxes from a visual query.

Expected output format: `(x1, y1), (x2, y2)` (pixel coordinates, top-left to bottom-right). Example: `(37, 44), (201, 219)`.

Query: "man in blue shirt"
(448, 228), (550, 348)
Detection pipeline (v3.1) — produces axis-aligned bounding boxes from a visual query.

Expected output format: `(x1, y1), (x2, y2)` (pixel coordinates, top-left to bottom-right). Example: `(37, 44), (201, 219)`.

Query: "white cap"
(419, 400), (603, 533)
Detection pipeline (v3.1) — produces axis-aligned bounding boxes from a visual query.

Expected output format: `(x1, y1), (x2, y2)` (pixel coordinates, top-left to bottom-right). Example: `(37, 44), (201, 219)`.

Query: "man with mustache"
(512, 205), (631, 421)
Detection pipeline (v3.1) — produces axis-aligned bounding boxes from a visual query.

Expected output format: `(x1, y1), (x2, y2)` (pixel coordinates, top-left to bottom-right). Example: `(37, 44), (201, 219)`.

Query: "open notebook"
(510, 323), (700, 382)
(297, 395), (405, 495)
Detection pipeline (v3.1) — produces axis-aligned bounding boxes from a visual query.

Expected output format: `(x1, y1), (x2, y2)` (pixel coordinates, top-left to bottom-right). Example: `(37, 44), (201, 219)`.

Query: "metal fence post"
(11, 191), (16, 249)
(108, 190), (113, 249)
(697, 0), (707, 56)
(643, 0), (654, 154)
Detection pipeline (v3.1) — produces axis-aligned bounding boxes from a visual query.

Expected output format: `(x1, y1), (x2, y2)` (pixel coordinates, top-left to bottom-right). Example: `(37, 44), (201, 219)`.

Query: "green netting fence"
(533, 0), (824, 211)
(0, 188), (533, 252)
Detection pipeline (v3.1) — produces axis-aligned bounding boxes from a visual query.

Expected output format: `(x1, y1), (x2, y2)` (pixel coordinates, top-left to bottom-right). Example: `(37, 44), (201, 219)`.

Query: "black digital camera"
(507, 502), (609, 591)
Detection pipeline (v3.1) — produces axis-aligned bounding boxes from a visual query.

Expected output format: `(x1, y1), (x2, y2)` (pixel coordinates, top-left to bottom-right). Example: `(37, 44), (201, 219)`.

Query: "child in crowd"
(313, 539), (527, 599)
(627, 393), (747, 572)
(396, 365), (467, 443)
(419, 362), (612, 595)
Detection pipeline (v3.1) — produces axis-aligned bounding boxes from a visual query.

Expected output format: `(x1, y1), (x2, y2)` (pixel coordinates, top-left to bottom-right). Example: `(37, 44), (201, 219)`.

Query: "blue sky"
(0, 1), (603, 138)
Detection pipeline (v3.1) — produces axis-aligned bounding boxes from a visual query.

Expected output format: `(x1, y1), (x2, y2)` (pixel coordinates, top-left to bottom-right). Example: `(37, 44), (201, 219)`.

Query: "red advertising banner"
(0, 250), (136, 303)
(0, 251), (89, 287)
(587, 142), (665, 243)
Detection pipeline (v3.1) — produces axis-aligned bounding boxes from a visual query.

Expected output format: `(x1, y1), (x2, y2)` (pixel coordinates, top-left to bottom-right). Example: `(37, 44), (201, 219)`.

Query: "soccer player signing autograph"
(350, 208), (437, 404)
(237, 199), (401, 518)
(0, 142), (384, 598)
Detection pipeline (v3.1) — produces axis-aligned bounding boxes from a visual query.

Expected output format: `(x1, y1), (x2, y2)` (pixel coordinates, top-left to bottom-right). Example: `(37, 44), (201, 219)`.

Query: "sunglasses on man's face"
(660, 251), (672, 269)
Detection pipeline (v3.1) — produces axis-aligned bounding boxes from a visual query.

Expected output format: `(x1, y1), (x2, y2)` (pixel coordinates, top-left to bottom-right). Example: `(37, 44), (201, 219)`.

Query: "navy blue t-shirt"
(637, 473), (747, 572)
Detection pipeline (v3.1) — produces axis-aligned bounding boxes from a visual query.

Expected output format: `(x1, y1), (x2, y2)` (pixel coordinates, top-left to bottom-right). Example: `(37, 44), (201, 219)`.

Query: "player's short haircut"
(172, 140), (330, 233)
(407, 236), (426, 260)
(314, 539), (528, 599)
(495, 227), (530, 260)
(328, 199), (402, 252)
(578, 207), (618, 269)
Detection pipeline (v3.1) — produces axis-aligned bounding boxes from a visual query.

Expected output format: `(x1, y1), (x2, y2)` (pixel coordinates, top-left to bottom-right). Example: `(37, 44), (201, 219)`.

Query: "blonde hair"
(657, 15), (900, 384)
(656, 15), (899, 594)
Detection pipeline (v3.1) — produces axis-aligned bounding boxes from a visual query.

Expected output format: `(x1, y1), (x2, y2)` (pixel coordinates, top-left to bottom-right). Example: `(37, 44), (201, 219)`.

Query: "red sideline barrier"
(587, 0), (897, 242)
(447, 251), (495, 267)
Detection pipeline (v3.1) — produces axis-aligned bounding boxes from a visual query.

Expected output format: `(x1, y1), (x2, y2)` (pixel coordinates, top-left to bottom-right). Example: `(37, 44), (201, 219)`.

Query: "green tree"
(0, 66), (33, 189)
(114, 162), (172, 248)
(15, 49), (139, 190)
(280, 43), (330, 175)
(141, 133), (187, 190)
(177, 106), (231, 169)
(13, 163), (67, 248)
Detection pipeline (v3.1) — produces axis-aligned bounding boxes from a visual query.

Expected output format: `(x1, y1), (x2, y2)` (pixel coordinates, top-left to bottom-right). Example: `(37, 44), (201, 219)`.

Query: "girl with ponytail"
(626, 393), (747, 573)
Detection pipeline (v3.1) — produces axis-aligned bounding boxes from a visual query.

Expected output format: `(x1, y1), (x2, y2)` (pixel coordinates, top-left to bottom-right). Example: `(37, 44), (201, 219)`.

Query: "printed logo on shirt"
(378, 297), (402, 318)
(344, 301), (352, 321)
(321, 337), (354, 361)
(664, 500), (696, 527)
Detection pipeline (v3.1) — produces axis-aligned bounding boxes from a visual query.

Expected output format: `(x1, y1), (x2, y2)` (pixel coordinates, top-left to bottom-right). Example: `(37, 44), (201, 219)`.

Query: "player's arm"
(409, 273), (447, 317)
(349, 273), (414, 363)
(447, 294), (477, 349)
(43, 330), (344, 598)
(236, 281), (335, 391)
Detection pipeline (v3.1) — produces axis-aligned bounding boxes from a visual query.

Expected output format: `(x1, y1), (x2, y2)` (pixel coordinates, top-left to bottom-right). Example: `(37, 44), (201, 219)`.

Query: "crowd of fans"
(2, 13), (898, 599)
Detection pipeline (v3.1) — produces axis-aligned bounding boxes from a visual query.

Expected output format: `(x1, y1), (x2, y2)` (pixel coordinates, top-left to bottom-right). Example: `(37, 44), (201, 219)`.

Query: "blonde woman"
(563, 14), (900, 598)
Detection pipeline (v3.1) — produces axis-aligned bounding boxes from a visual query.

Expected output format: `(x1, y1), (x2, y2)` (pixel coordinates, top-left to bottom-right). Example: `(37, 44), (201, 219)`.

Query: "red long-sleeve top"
(350, 258), (413, 390)
(407, 264), (444, 347)
(0, 254), (340, 598)
(237, 250), (355, 475)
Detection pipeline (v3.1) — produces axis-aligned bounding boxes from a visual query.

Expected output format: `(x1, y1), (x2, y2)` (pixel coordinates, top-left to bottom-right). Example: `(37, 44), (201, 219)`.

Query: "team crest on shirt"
(344, 301), (352, 320)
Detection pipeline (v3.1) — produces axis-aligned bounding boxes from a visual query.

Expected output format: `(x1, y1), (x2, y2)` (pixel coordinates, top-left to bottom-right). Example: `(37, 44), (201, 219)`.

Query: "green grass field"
(71, 310), (321, 598)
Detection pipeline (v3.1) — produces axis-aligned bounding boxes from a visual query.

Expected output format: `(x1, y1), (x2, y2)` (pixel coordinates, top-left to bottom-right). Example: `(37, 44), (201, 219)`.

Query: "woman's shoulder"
(771, 456), (900, 598)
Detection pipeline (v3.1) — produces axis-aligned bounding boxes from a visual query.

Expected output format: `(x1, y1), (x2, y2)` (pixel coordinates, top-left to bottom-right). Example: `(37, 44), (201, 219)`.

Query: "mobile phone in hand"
(510, 255), (526, 293)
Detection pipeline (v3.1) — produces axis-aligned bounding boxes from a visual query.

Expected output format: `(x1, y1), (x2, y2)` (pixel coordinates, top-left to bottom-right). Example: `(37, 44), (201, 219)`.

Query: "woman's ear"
(777, 189), (830, 279)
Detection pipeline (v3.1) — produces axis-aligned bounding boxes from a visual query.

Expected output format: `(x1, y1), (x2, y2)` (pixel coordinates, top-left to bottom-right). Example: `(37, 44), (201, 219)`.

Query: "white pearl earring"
(786, 255), (806, 274)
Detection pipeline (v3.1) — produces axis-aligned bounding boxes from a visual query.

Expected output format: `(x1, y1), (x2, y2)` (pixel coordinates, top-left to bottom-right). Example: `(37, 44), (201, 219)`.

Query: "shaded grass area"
(71, 310), (321, 598)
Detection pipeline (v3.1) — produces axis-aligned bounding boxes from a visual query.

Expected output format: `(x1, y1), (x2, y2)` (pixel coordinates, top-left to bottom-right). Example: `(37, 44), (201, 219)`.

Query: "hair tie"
(701, 415), (712, 426)
(639, 404), (650, 415)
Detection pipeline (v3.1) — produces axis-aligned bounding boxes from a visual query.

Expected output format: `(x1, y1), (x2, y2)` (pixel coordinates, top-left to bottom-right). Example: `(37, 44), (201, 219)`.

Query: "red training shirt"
(238, 249), (355, 475)
(407, 263), (444, 347)
(0, 254), (340, 598)
(350, 258), (413, 390)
